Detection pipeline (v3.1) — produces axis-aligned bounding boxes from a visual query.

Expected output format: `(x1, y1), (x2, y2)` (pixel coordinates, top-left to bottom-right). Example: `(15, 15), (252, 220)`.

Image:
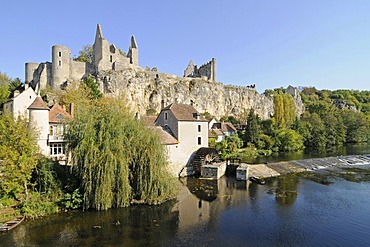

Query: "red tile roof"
(162, 103), (207, 121)
(28, 97), (49, 110)
(49, 104), (72, 123)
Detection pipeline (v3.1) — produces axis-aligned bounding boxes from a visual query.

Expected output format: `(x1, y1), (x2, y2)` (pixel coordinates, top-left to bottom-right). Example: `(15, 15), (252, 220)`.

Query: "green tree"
(83, 76), (102, 100)
(0, 114), (39, 202)
(74, 45), (93, 63)
(245, 109), (260, 145)
(0, 83), (10, 106)
(0, 71), (12, 84)
(273, 93), (296, 128)
(0, 71), (12, 106)
(219, 116), (238, 126)
(8, 78), (22, 94)
(299, 112), (326, 149)
(65, 98), (176, 210)
(341, 110), (369, 143)
(275, 128), (304, 152)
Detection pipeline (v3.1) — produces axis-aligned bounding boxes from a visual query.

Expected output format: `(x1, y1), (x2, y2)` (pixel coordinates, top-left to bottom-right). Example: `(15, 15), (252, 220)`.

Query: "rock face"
(97, 68), (286, 120)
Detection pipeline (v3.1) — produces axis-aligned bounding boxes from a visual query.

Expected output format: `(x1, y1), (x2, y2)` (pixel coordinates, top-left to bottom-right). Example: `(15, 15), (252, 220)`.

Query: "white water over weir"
(249, 154), (370, 178)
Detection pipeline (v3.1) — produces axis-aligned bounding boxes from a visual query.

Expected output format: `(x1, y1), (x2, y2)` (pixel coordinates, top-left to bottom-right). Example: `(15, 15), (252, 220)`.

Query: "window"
(50, 143), (65, 156)
(110, 55), (113, 62)
(198, 137), (202, 145)
(164, 112), (168, 120)
(198, 125), (201, 132)
(49, 124), (64, 136)
(58, 51), (62, 57)
(59, 60), (61, 66)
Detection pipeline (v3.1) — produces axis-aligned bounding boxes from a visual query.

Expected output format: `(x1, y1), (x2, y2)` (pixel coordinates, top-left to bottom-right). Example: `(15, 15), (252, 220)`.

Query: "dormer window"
(55, 113), (63, 120)
(193, 113), (200, 120)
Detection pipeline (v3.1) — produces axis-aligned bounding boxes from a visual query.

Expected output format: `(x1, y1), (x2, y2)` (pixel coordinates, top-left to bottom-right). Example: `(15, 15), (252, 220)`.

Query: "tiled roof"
(209, 129), (223, 138)
(152, 126), (178, 145)
(212, 122), (237, 133)
(49, 104), (72, 123)
(28, 97), (49, 110)
(222, 122), (237, 132)
(141, 116), (157, 126)
(162, 103), (207, 121)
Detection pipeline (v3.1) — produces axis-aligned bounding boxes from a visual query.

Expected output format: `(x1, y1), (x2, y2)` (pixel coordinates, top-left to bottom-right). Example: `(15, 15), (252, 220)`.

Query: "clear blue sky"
(1, 0), (370, 92)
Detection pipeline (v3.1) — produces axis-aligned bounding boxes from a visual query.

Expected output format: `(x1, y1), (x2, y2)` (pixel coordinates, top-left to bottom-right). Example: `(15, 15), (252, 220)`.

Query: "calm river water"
(1, 146), (370, 246)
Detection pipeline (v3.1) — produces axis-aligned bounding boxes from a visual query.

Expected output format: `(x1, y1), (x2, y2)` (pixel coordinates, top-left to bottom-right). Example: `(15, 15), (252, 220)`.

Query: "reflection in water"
(271, 175), (299, 206)
(2, 170), (370, 246)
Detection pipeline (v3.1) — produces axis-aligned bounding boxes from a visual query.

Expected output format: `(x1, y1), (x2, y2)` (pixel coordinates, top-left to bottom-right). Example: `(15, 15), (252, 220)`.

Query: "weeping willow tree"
(65, 98), (176, 210)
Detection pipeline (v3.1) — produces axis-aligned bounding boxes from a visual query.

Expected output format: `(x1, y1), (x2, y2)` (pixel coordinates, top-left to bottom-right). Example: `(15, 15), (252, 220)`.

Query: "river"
(1, 146), (370, 246)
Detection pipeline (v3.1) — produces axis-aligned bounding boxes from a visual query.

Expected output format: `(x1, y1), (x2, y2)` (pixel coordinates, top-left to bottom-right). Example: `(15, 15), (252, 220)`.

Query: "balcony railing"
(48, 135), (66, 142)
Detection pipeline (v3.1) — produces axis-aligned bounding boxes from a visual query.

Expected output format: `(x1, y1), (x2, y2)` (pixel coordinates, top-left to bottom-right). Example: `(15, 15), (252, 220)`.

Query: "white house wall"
(3, 87), (37, 119)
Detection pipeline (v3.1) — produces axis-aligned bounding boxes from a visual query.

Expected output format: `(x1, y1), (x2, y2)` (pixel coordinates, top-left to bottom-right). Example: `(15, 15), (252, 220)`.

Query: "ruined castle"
(26, 24), (139, 91)
(24, 24), (304, 119)
(184, 59), (216, 82)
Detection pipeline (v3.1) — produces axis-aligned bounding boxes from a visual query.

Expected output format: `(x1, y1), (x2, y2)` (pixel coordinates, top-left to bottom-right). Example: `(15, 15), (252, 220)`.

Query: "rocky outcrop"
(286, 85), (305, 117)
(97, 68), (303, 120)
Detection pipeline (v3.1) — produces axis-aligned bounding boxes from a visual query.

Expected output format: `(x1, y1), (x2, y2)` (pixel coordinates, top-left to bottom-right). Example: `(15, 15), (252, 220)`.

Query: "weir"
(249, 154), (370, 178)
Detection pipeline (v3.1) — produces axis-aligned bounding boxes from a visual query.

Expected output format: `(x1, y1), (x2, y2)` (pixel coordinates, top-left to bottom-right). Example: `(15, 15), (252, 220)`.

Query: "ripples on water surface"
(1, 166), (370, 246)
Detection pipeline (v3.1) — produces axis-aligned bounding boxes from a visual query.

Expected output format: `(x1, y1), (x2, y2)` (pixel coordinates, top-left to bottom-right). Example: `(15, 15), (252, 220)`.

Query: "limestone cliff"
(96, 68), (302, 120)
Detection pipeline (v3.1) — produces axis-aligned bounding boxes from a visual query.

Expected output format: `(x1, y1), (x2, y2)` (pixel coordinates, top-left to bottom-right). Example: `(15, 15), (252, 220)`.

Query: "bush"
(20, 192), (60, 219)
(59, 189), (82, 210)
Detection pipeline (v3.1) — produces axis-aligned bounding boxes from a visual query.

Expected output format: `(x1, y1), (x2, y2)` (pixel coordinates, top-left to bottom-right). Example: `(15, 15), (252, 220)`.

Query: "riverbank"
(249, 154), (370, 178)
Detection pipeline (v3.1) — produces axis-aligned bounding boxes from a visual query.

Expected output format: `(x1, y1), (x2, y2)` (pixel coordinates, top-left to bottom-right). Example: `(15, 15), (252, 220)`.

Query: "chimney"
(24, 83), (29, 90)
(161, 99), (165, 110)
(193, 112), (200, 120)
(70, 103), (75, 118)
(13, 90), (20, 97)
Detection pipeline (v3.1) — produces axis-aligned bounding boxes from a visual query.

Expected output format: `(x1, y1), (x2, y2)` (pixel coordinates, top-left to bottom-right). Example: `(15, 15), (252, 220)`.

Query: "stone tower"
(52, 45), (71, 89)
(25, 62), (39, 84)
(28, 96), (50, 156)
(93, 24), (111, 72)
(127, 35), (139, 66)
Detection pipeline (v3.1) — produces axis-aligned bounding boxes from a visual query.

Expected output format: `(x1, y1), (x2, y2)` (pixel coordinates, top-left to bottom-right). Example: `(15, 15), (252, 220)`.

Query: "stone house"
(154, 103), (209, 176)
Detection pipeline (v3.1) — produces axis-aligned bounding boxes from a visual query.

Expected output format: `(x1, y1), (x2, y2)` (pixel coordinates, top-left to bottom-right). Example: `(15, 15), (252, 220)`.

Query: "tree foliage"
(0, 83), (10, 106)
(83, 76), (102, 100)
(0, 114), (39, 202)
(74, 45), (93, 63)
(65, 98), (176, 210)
(244, 109), (260, 145)
(273, 92), (296, 128)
